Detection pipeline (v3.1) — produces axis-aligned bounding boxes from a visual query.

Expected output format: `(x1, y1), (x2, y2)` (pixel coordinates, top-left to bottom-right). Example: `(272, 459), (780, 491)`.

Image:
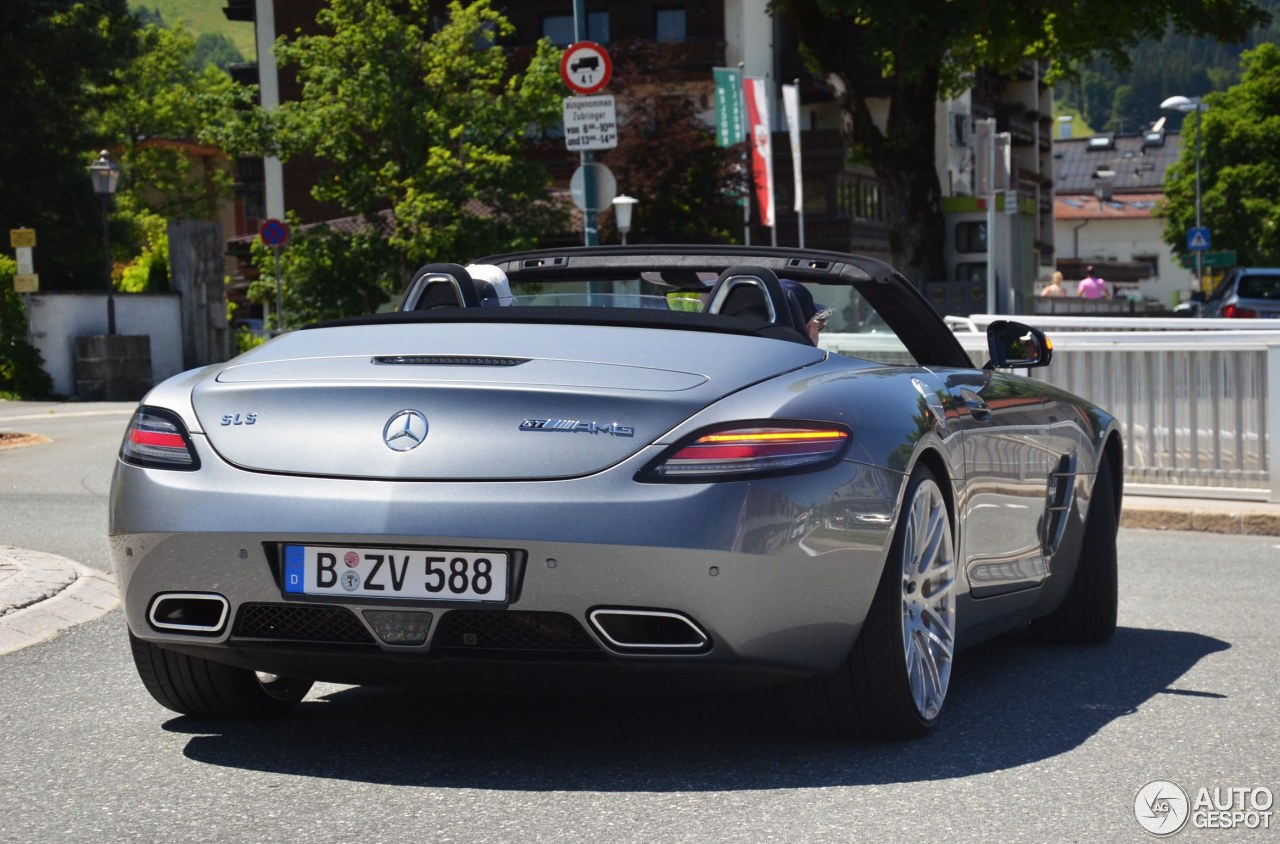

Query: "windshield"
(498, 275), (915, 364)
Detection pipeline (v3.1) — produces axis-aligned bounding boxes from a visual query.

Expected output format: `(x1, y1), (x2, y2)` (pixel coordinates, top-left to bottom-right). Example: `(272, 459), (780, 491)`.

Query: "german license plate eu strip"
(283, 545), (509, 602)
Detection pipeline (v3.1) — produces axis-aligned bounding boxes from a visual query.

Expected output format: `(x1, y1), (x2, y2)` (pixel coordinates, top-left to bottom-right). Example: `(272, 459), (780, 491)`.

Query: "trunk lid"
(191, 322), (822, 479)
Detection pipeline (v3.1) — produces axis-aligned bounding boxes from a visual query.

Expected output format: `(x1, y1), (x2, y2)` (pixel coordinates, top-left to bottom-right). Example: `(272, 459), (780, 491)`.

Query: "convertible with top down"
(110, 245), (1121, 739)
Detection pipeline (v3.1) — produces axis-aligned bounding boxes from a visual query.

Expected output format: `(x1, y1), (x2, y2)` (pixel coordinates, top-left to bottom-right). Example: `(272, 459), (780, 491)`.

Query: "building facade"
(223, 0), (1054, 314)
(1051, 120), (1196, 309)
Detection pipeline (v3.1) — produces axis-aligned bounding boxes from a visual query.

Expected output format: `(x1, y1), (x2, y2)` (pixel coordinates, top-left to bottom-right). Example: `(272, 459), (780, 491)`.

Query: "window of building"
(542, 12), (609, 46)
(1132, 252), (1159, 278)
(955, 221), (987, 253)
(655, 8), (687, 42)
(802, 180), (828, 215)
(837, 176), (883, 222)
(955, 262), (987, 284)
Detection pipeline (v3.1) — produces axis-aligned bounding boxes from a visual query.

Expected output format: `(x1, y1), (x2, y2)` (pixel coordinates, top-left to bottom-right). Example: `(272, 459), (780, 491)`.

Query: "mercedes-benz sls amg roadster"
(110, 246), (1122, 739)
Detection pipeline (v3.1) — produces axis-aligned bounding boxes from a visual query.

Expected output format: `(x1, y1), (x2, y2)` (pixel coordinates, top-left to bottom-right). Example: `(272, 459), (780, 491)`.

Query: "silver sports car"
(110, 246), (1121, 739)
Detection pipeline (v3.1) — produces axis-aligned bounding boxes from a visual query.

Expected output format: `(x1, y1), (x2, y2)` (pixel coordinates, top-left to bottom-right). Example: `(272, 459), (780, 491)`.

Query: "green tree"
(1055, 0), (1280, 136)
(94, 23), (251, 222)
(90, 21), (259, 292)
(598, 43), (749, 244)
(0, 257), (54, 400)
(0, 0), (139, 290)
(1162, 43), (1280, 267)
(192, 33), (246, 72)
(249, 221), (402, 327)
(771, 0), (1269, 282)
(270, 0), (567, 277)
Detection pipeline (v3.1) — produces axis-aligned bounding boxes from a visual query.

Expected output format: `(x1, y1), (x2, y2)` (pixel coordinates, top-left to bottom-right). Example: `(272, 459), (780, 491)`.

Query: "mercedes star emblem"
(383, 409), (429, 452)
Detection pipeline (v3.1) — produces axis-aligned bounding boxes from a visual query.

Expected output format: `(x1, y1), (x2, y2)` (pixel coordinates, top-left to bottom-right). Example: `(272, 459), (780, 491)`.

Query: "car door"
(941, 368), (1058, 598)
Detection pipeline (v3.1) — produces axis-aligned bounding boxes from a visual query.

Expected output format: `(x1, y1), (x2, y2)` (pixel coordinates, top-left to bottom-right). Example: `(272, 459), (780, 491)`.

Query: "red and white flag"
(743, 76), (775, 228)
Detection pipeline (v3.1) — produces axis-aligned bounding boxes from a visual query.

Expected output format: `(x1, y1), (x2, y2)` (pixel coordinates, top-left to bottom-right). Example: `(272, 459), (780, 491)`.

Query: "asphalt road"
(1, 403), (1276, 842)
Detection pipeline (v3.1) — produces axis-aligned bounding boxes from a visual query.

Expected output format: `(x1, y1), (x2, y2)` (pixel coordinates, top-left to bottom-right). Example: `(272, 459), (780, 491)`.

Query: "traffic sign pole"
(260, 218), (290, 332)
(571, 2), (598, 246)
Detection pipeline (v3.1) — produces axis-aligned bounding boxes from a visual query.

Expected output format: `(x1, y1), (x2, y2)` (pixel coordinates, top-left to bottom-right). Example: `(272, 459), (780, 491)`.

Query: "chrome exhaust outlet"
(588, 608), (711, 653)
(148, 593), (229, 634)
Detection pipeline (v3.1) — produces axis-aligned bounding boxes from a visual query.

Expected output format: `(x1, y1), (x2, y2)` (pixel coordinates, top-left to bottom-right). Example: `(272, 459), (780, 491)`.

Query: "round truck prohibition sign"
(560, 41), (612, 95)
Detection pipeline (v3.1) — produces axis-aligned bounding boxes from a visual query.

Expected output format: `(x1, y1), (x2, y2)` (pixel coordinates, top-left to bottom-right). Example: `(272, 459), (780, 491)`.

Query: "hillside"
(1056, 0), (1280, 134)
(130, 0), (256, 56)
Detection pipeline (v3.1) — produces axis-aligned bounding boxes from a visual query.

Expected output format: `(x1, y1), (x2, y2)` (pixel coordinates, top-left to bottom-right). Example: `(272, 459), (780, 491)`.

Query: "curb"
(1121, 506), (1280, 536)
(0, 547), (118, 656)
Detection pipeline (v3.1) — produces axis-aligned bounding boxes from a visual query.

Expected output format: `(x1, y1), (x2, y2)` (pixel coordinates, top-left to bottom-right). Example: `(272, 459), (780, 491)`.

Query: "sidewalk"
(0, 546), (118, 656)
(1, 494), (1278, 657)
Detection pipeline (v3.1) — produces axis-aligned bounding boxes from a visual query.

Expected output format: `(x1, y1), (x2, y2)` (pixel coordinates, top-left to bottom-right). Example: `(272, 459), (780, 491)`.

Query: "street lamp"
(88, 150), (120, 335)
(612, 195), (638, 244)
(1161, 95), (1209, 293)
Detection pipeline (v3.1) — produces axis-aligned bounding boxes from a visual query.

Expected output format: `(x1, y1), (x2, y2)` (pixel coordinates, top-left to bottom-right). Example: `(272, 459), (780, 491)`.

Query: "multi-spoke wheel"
(787, 462), (957, 739)
(898, 472), (957, 723)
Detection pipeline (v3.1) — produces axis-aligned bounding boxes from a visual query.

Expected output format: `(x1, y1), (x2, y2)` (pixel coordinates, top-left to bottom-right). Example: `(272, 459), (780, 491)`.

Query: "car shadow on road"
(170, 625), (1228, 789)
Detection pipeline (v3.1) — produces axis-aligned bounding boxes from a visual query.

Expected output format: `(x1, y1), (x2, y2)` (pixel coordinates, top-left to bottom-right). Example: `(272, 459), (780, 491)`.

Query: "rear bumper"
(110, 445), (900, 683)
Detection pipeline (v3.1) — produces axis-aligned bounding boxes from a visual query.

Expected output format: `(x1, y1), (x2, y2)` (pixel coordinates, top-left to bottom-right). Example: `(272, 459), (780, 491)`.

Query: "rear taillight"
(1222, 304), (1257, 318)
(640, 423), (851, 481)
(121, 407), (201, 471)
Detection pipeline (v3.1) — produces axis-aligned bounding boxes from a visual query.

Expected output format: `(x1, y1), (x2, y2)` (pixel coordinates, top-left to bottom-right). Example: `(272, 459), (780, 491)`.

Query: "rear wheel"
(129, 632), (312, 718)
(1030, 460), (1118, 644)
(788, 464), (957, 739)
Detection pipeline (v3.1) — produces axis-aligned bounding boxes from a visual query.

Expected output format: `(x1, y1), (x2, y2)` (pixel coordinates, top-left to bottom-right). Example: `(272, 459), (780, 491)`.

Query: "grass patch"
(130, 0), (256, 56)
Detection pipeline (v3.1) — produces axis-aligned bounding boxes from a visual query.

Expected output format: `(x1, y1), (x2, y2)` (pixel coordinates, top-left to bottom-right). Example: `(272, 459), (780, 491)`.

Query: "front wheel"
(129, 632), (312, 718)
(788, 463), (957, 739)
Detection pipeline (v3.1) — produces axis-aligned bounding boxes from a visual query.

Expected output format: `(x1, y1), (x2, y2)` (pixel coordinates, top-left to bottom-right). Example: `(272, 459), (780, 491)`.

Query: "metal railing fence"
(823, 319), (1280, 501)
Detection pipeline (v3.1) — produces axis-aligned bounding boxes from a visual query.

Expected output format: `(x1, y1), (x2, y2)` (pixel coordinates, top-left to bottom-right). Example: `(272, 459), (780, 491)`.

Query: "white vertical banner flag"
(743, 76), (775, 228)
(781, 83), (803, 213)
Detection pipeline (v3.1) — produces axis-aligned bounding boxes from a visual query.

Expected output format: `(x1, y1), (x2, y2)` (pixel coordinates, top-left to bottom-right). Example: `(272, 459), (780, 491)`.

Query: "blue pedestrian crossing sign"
(1187, 226), (1211, 252)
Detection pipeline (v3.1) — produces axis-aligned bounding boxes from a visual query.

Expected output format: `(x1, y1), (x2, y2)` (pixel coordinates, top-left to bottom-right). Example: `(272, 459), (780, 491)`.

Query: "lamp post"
(1161, 95), (1208, 293)
(612, 195), (638, 244)
(88, 150), (120, 335)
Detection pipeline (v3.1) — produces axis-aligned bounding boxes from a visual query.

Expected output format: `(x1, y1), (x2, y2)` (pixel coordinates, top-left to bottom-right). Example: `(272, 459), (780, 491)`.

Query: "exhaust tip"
(588, 608), (711, 653)
(148, 593), (229, 635)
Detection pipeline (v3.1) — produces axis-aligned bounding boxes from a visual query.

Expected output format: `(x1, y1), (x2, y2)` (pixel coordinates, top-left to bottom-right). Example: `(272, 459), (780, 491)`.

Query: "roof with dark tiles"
(1053, 130), (1183, 195)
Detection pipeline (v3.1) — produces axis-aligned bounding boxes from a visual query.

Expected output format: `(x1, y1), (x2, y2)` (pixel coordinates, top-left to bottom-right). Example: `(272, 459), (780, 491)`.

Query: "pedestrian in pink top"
(1077, 266), (1110, 299)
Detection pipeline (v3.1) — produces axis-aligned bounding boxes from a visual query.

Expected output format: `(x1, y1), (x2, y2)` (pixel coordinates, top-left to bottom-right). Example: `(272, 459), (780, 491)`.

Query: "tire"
(788, 464), (957, 739)
(1030, 460), (1119, 644)
(129, 632), (313, 718)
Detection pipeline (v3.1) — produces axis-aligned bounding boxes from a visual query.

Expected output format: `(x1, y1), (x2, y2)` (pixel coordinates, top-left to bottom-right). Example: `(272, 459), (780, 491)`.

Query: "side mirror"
(985, 320), (1052, 369)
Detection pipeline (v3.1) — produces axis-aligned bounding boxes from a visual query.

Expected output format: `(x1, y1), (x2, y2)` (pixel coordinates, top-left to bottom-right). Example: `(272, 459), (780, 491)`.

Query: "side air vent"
(1042, 453), (1078, 556)
(373, 355), (530, 367)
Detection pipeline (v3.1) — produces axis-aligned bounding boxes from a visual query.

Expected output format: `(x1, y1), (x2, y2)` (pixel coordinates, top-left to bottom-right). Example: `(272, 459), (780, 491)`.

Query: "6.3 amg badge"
(520, 419), (634, 436)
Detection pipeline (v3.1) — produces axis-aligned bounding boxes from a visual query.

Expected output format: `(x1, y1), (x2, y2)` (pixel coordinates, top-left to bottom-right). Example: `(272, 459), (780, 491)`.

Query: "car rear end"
(110, 318), (902, 692)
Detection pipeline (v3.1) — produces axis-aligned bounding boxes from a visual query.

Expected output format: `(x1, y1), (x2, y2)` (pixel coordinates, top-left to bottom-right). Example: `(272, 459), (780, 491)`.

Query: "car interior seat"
(406, 264), (482, 310)
(705, 266), (809, 339)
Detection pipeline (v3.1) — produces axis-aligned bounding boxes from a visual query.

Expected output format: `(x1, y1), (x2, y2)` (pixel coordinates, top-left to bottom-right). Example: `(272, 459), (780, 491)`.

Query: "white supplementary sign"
(15, 247), (33, 275)
(563, 95), (617, 152)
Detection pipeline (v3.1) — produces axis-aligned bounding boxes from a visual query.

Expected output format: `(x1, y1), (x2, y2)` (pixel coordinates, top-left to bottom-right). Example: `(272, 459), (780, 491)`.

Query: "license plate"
(283, 545), (509, 602)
